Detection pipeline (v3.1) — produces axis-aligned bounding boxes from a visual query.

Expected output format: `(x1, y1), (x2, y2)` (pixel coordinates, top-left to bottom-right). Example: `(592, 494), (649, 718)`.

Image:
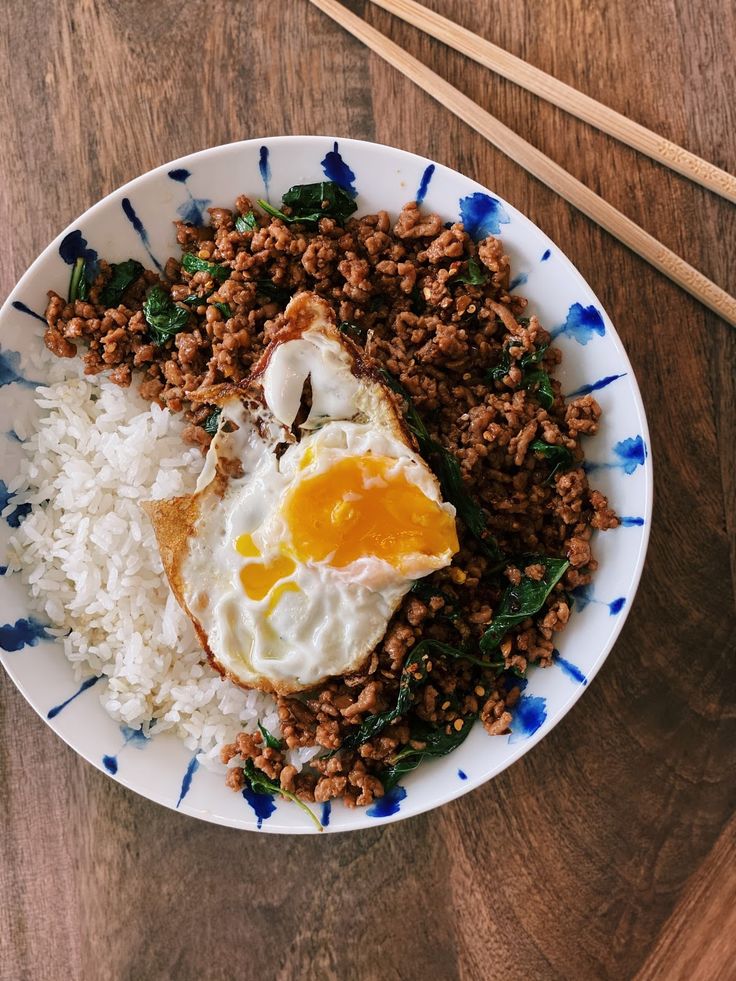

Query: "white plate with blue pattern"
(0, 136), (651, 833)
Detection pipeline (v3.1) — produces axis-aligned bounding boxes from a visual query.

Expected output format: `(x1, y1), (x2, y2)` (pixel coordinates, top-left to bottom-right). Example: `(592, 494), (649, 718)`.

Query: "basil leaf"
(410, 284), (426, 314)
(258, 181), (357, 225)
(410, 580), (459, 621)
(68, 257), (88, 302)
(99, 259), (144, 307)
(235, 211), (258, 233)
(203, 408), (221, 436)
(480, 556), (569, 653)
(257, 722), (283, 751)
(523, 369), (554, 409)
(379, 370), (502, 561)
(382, 719), (474, 791)
(339, 639), (501, 754)
(487, 347), (512, 383)
(143, 286), (190, 346)
(242, 759), (322, 831)
(519, 343), (548, 368)
(256, 280), (292, 305)
(181, 252), (230, 282)
(338, 321), (364, 341)
(530, 439), (573, 483)
(455, 256), (488, 286)
(214, 302), (232, 319)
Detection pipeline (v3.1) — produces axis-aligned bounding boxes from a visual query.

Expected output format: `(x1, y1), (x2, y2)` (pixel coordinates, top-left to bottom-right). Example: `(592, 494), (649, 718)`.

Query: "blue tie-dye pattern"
(321, 141), (357, 197)
(176, 755), (200, 807)
(620, 516), (645, 527)
(167, 168), (210, 225)
(585, 435), (646, 476)
(0, 566), (7, 576)
(0, 349), (37, 389)
(100, 724), (150, 775)
(541, 248), (551, 261)
(259, 146), (271, 197)
(11, 300), (46, 325)
(457, 769), (468, 781)
(242, 785), (277, 829)
(508, 694), (547, 743)
(566, 373), (626, 397)
(0, 616), (52, 652)
(553, 650), (587, 685)
(509, 272), (529, 290)
(5, 430), (21, 443)
(415, 164), (435, 204)
(58, 229), (98, 267)
(571, 585), (626, 616)
(459, 192), (510, 238)
(121, 198), (163, 272)
(613, 436), (646, 474)
(0, 479), (31, 527)
(551, 303), (605, 344)
(571, 584), (594, 611)
(367, 785), (407, 818)
(320, 801), (332, 827)
(47, 675), (102, 719)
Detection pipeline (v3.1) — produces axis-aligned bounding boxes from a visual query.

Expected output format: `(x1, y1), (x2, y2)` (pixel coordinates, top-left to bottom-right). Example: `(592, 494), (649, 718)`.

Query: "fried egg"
(145, 292), (458, 694)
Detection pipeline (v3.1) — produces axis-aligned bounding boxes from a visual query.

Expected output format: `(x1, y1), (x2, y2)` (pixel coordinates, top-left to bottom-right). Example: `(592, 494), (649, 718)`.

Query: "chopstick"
(308, 0), (736, 329)
(370, 0), (736, 205)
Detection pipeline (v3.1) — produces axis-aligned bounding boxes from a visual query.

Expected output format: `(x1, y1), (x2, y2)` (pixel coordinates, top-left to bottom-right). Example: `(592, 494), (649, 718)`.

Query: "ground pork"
(43, 196), (618, 807)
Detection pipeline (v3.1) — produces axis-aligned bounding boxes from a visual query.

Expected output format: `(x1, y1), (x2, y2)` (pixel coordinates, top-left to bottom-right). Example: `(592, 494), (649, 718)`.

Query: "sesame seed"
(425, 661), (433, 672)
(441, 700), (451, 710)
(474, 686), (485, 697)
(453, 719), (464, 731)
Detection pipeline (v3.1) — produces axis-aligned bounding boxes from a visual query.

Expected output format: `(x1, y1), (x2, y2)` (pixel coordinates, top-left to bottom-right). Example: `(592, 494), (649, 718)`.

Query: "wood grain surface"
(1, 1), (734, 979)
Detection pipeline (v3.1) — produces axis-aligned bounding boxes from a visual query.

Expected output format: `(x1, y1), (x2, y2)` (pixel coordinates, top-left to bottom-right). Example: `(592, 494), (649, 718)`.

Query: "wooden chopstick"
(309, 0), (736, 329)
(370, 0), (736, 205)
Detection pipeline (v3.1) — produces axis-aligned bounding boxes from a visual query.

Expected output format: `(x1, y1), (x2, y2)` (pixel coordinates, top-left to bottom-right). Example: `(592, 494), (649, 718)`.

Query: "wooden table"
(2, 2), (734, 978)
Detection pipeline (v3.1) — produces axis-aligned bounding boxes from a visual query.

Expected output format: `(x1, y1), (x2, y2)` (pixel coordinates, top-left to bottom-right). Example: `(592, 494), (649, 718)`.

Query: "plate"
(0, 136), (652, 832)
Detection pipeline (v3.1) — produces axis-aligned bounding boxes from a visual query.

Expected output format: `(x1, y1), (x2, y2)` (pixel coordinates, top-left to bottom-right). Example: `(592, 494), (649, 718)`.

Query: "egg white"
(147, 293), (458, 694)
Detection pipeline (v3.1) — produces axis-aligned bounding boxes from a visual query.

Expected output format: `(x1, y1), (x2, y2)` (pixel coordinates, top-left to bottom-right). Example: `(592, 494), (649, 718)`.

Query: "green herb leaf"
(68, 257), (88, 302)
(530, 439), (573, 483)
(410, 580), (459, 621)
(338, 321), (364, 341)
(235, 211), (258, 233)
(410, 284), (426, 315)
(258, 181), (357, 226)
(242, 759), (323, 831)
(142, 286), (191, 346)
(480, 556), (569, 653)
(455, 256), (488, 286)
(181, 252), (230, 282)
(523, 369), (554, 409)
(256, 280), (292, 305)
(379, 370), (502, 561)
(382, 719), (474, 791)
(340, 639), (501, 754)
(257, 722), (283, 751)
(487, 347), (512, 383)
(214, 302), (232, 319)
(203, 407), (221, 436)
(99, 259), (144, 308)
(519, 343), (548, 368)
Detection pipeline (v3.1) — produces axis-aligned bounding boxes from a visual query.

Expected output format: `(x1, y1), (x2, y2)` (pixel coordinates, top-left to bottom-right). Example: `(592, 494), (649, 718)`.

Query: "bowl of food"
(0, 135), (651, 832)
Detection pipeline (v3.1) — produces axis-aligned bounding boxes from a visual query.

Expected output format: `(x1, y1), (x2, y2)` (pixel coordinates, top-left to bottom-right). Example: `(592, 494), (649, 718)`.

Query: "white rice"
(6, 375), (321, 772)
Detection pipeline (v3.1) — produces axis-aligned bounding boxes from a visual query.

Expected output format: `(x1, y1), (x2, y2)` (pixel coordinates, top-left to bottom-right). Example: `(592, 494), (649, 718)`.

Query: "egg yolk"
(236, 534), (296, 601)
(282, 454), (458, 570)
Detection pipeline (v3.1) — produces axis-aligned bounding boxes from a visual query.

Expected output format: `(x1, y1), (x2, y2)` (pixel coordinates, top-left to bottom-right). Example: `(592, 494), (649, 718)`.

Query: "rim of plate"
(0, 135), (653, 833)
